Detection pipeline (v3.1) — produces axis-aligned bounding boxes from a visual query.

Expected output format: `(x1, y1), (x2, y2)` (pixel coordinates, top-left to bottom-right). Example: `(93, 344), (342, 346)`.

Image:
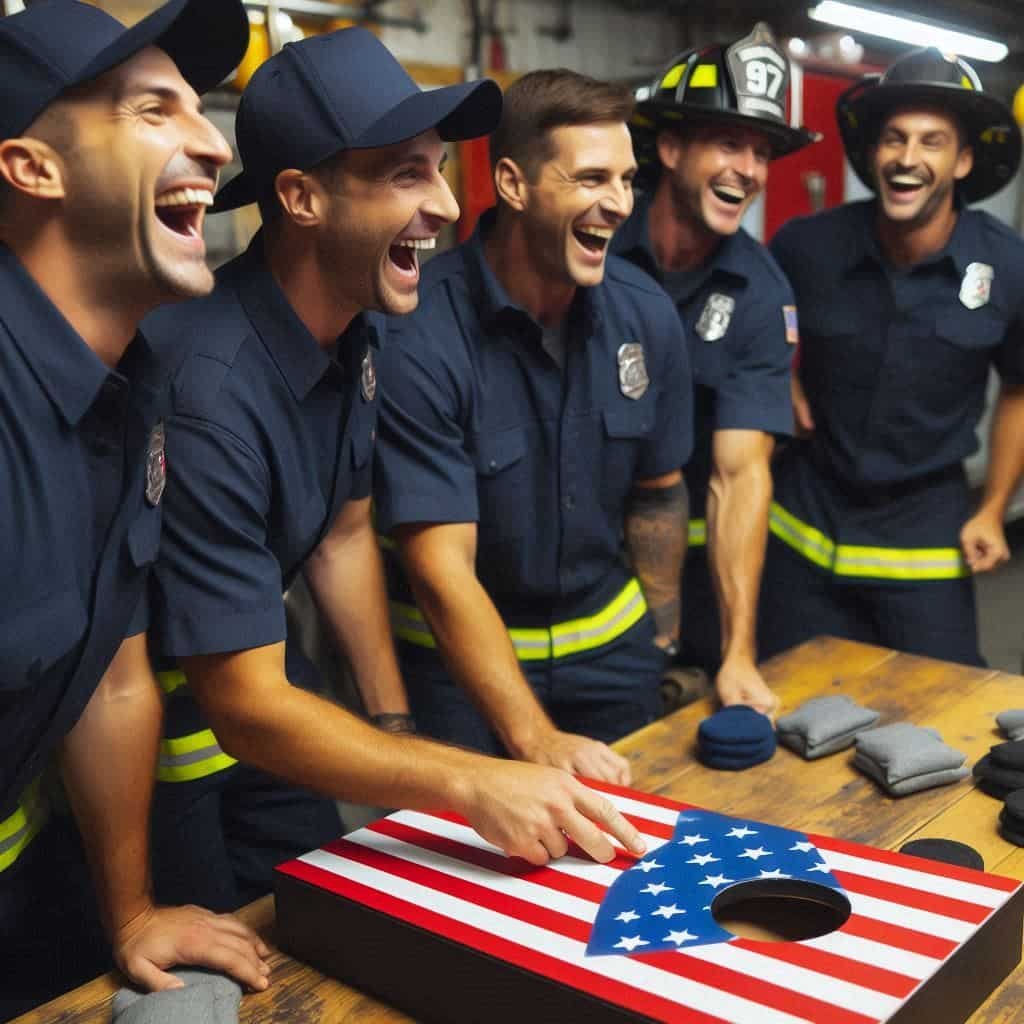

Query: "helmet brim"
(837, 79), (1022, 203)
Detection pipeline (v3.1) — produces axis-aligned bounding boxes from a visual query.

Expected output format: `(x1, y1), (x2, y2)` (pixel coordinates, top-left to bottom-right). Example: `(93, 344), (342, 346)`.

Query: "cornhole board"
(274, 780), (1024, 1024)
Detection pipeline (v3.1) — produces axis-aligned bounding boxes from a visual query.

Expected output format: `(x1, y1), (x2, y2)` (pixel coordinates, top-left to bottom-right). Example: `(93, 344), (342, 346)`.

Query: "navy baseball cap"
(0, 0), (249, 140)
(213, 27), (503, 212)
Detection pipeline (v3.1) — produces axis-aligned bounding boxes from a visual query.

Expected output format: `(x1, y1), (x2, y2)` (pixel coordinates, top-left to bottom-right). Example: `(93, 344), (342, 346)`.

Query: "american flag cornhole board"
(274, 781), (1024, 1024)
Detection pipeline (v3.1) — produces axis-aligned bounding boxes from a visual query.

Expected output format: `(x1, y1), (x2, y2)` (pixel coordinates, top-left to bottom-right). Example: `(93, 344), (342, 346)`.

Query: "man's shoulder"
(142, 282), (255, 423)
(387, 246), (474, 351)
(731, 229), (793, 299)
(967, 208), (1024, 259)
(772, 201), (866, 249)
(604, 252), (669, 299)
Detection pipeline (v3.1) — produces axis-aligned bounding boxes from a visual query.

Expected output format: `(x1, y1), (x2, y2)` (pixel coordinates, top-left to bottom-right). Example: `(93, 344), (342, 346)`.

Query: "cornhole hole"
(274, 781), (1024, 1024)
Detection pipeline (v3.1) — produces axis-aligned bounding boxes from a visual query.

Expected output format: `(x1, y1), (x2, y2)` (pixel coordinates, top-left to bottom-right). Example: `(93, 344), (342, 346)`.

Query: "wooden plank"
(620, 636), (898, 790)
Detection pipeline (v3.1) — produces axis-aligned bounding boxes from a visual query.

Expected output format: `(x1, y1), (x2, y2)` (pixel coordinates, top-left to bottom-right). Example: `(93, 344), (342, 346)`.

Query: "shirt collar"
(463, 208), (605, 339)
(614, 194), (750, 285)
(232, 232), (377, 401)
(842, 199), (977, 278)
(0, 243), (114, 426)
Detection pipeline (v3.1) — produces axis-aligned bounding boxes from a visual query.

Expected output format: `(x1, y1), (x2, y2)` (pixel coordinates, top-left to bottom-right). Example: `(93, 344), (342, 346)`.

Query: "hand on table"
(716, 657), (779, 721)
(113, 904), (271, 994)
(455, 760), (646, 866)
(517, 725), (631, 786)
(960, 512), (1010, 573)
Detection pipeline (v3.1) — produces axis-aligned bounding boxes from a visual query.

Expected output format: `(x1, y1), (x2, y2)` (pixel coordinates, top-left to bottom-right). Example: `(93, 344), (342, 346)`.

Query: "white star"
(738, 846), (771, 861)
(725, 826), (758, 839)
(758, 868), (792, 880)
(641, 882), (674, 896)
(678, 833), (709, 846)
(614, 935), (650, 952)
(699, 873), (735, 889)
(702, 905), (712, 911)
(635, 859), (664, 873)
(687, 852), (720, 866)
(665, 929), (698, 944)
(615, 910), (640, 924)
(808, 862), (831, 873)
(651, 903), (686, 919)
(790, 841), (815, 853)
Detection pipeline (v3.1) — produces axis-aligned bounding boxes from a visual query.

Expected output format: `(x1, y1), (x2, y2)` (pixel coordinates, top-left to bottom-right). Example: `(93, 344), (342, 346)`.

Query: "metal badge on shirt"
(696, 293), (735, 342)
(361, 350), (377, 401)
(960, 262), (993, 310)
(617, 343), (649, 400)
(783, 305), (799, 344)
(145, 420), (166, 507)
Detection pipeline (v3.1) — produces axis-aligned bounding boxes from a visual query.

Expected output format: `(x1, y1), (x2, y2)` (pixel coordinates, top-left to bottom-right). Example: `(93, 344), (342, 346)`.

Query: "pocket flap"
(473, 428), (528, 476)
(603, 407), (652, 439)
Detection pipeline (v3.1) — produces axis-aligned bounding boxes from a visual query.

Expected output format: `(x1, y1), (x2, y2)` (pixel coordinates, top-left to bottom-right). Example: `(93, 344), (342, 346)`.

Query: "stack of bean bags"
(776, 695), (879, 760)
(696, 706), (775, 770)
(972, 710), (1024, 846)
(853, 723), (969, 796)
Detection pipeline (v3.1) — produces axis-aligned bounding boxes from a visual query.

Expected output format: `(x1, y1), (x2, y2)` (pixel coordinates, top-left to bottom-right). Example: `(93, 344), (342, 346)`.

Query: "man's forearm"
(707, 459), (772, 662)
(624, 477), (687, 644)
(408, 567), (557, 757)
(304, 510), (409, 717)
(59, 633), (161, 935)
(978, 384), (1024, 519)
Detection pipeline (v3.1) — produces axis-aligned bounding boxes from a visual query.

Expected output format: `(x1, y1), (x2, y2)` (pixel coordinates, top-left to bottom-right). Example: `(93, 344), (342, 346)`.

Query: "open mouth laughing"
(710, 183), (748, 206)
(573, 224), (615, 254)
(154, 186), (213, 241)
(884, 173), (928, 199)
(389, 235), (436, 278)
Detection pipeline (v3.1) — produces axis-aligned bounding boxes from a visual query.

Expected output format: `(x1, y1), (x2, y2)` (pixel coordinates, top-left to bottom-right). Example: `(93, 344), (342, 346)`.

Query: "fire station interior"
(10, 0), (1024, 750)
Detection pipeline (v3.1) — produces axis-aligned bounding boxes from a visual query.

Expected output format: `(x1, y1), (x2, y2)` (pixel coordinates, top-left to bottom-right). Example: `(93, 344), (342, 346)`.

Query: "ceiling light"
(807, 2), (1008, 62)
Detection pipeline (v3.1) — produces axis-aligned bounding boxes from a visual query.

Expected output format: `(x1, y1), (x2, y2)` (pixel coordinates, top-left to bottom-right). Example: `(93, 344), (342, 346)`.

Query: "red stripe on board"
(833, 870), (990, 924)
(280, 856), (731, 1024)
(733, 938), (919, 998)
(809, 832), (1021, 894)
(840, 914), (957, 960)
(299, 840), (883, 1024)
(430, 806), (678, 844)
(356, 817), (957, 970)
(579, 777), (700, 812)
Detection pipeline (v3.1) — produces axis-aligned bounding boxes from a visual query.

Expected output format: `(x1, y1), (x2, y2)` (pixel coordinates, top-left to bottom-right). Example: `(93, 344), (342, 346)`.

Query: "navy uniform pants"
(677, 547), (721, 674)
(758, 537), (985, 668)
(400, 616), (665, 756)
(150, 646), (343, 913)
(0, 814), (110, 1021)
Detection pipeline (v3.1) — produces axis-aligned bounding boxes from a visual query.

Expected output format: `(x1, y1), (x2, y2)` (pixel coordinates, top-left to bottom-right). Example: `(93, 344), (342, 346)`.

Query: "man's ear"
(656, 130), (684, 173)
(954, 144), (974, 182)
(493, 156), (530, 212)
(274, 167), (325, 228)
(0, 137), (68, 201)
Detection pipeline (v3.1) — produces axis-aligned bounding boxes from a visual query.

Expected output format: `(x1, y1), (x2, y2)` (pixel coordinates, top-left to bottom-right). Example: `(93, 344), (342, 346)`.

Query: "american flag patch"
(783, 305), (799, 344)
(276, 781), (1023, 1024)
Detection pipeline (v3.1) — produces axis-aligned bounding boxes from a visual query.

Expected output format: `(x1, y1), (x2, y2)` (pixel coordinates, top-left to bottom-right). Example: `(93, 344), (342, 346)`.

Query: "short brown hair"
(490, 69), (634, 180)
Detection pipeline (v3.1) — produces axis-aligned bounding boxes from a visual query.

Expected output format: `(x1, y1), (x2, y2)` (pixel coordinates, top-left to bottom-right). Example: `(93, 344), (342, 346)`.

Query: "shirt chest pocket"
(0, 588), (88, 692)
(473, 427), (529, 538)
(927, 306), (1004, 382)
(800, 312), (878, 394)
(602, 406), (653, 505)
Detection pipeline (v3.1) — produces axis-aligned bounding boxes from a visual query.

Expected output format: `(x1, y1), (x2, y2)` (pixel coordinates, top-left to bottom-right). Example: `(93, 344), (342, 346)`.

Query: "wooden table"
(16, 637), (1024, 1023)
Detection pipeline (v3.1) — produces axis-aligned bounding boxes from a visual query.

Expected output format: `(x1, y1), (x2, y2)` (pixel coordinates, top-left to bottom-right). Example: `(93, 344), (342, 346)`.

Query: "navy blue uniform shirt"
(375, 212), (693, 624)
(613, 195), (795, 522)
(145, 233), (379, 658)
(0, 244), (162, 813)
(772, 200), (1024, 489)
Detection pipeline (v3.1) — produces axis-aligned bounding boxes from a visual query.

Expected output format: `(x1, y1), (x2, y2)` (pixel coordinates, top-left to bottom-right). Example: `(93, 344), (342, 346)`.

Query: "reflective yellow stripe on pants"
(391, 577), (648, 661)
(688, 519), (707, 548)
(769, 501), (969, 580)
(0, 777), (49, 873)
(156, 671), (238, 783)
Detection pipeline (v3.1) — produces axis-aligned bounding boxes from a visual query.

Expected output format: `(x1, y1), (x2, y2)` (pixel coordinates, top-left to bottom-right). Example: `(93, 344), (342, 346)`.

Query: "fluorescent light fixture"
(808, 2), (1008, 62)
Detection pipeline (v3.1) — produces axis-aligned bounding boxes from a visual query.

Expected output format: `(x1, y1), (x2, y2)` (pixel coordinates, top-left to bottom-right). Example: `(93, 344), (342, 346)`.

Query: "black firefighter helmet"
(838, 47), (1022, 203)
(631, 22), (818, 188)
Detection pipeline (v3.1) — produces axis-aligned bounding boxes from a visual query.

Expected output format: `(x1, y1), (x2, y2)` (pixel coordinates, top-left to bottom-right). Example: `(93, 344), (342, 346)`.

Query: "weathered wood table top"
(16, 637), (1024, 1023)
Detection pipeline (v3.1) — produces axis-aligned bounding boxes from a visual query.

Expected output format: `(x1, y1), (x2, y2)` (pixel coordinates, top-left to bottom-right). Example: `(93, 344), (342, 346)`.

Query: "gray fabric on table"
(854, 723), (966, 784)
(853, 752), (970, 796)
(776, 695), (880, 759)
(112, 969), (241, 1024)
(996, 709), (1024, 742)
